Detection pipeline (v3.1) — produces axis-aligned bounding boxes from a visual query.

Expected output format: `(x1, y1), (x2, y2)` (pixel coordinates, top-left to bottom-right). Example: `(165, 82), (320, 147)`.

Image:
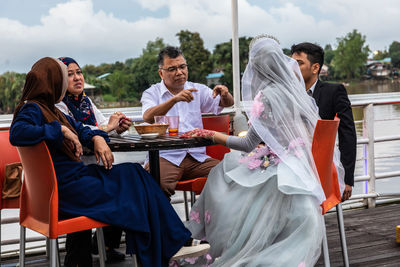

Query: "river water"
(1, 80), (400, 257)
(347, 80), (400, 195)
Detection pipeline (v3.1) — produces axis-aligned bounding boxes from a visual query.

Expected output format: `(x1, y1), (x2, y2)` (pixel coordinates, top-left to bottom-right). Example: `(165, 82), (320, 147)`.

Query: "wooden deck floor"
(316, 203), (400, 267)
(3, 203), (400, 266)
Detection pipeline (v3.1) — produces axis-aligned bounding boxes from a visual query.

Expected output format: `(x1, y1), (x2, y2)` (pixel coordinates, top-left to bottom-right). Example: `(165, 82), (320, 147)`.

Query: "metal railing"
(347, 93), (400, 208)
(1, 92), (400, 256)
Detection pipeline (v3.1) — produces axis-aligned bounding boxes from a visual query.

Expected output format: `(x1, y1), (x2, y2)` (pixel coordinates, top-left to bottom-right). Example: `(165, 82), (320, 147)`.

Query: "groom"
(291, 42), (357, 201)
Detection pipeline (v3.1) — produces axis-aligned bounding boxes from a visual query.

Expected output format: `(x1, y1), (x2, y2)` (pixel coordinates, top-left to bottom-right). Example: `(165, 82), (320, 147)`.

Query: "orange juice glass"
(167, 116), (179, 135)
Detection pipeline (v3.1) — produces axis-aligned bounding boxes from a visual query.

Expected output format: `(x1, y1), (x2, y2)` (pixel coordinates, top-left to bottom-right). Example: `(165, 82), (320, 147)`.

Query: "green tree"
(372, 49), (389, 60)
(211, 36), (252, 91)
(129, 38), (166, 96)
(332, 29), (370, 79)
(389, 41), (400, 68)
(0, 72), (25, 113)
(324, 44), (335, 65)
(176, 30), (212, 84)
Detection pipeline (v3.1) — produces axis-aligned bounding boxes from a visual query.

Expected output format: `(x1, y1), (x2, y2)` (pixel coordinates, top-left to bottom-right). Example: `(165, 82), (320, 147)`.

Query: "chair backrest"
(202, 115), (230, 160)
(17, 141), (59, 238)
(0, 130), (21, 209)
(312, 117), (341, 214)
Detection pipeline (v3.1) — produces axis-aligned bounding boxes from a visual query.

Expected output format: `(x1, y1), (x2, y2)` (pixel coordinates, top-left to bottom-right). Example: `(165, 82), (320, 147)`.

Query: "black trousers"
(64, 226), (123, 267)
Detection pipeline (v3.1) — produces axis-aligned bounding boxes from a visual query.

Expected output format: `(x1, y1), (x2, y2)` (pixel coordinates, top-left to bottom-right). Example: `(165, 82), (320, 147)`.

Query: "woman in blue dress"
(178, 36), (345, 266)
(9, 57), (209, 267)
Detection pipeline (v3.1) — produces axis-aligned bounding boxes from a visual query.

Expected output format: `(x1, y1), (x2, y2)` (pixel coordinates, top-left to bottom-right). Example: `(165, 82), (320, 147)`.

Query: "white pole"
(232, 0), (248, 135)
(231, 0), (240, 113)
(231, 0), (248, 135)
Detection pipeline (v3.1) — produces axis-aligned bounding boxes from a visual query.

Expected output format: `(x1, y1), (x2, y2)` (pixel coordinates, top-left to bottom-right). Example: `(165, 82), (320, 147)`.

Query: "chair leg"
(96, 228), (107, 267)
(183, 191), (189, 221)
(50, 238), (57, 267)
(322, 218), (330, 267)
(46, 237), (50, 259)
(0, 213), (2, 264)
(336, 203), (349, 267)
(190, 192), (196, 207)
(132, 254), (139, 267)
(19, 225), (26, 267)
(56, 238), (61, 267)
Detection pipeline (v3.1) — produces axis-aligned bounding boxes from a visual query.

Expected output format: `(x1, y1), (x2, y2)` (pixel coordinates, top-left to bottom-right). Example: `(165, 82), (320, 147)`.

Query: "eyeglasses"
(160, 64), (188, 73)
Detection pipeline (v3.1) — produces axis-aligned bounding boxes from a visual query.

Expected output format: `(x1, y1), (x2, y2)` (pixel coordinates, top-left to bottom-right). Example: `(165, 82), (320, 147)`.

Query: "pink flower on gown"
(204, 210), (211, 224)
(190, 210), (201, 224)
(250, 92), (264, 119)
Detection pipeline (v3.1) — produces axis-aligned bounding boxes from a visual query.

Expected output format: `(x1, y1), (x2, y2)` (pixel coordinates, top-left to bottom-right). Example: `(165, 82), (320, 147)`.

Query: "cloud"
(0, 0), (398, 73)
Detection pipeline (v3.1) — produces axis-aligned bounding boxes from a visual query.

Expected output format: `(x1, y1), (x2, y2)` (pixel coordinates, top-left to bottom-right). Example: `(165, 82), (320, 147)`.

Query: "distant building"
(206, 72), (224, 87)
(319, 64), (329, 80)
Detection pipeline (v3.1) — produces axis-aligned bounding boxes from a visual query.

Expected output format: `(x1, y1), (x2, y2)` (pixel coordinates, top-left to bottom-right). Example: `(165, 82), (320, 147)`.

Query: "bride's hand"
(180, 128), (215, 139)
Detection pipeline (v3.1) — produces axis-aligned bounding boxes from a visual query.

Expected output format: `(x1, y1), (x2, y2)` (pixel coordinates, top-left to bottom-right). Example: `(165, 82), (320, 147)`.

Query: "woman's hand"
(61, 125), (83, 158)
(104, 112), (126, 132)
(92, 135), (114, 169)
(116, 117), (133, 134)
(180, 128), (215, 139)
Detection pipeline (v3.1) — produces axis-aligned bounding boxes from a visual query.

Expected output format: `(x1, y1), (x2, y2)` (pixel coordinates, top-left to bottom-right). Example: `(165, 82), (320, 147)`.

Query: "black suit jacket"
(312, 80), (357, 186)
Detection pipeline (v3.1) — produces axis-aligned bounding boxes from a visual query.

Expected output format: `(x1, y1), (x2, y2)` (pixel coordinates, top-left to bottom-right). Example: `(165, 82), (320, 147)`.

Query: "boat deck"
(2, 203), (400, 266)
(316, 202), (400, 267)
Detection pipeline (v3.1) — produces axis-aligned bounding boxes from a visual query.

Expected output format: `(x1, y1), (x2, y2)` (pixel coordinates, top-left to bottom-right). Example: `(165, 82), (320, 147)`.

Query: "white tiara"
(249, 34), (280, 50)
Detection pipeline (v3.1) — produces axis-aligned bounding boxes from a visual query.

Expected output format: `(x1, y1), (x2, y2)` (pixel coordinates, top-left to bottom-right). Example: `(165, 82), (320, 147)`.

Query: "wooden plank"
(316, 203), (400, 266)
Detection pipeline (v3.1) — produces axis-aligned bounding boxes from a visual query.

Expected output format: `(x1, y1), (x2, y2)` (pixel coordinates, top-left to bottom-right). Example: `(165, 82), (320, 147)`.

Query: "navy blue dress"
(10, 103), (191, 267)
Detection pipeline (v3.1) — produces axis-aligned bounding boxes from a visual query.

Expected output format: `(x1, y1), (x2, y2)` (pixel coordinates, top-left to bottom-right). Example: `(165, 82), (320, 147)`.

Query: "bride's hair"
(249, 34), (280, 50)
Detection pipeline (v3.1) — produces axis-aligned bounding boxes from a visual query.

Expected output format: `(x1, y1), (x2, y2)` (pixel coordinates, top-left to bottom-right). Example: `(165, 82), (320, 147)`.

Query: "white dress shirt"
(141, 80), (223, 166)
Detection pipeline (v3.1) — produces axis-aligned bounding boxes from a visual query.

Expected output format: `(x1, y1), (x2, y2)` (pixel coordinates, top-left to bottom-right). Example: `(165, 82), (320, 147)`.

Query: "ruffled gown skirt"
(186, 151), (324, 266)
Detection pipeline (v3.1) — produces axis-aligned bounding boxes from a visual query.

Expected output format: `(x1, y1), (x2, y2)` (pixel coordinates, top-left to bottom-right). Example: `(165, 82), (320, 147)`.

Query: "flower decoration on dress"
(184, 257), (198, 264)
(239, 145), (279, 170)
(169, 260), (179, 267)
(239, 138), (305, 170)
(204, 210), (211, 224)
(190, 210), (201, 224)
(298, 262), (306, 267)
(250, 91), (265, 119)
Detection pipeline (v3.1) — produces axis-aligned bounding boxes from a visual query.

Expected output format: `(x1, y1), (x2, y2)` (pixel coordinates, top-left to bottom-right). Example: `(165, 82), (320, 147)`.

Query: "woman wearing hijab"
(56, 57), (132, 135)
(9, 57), (210, 267)
(178, 35), (345, 266)
(55, 56), (129, 263)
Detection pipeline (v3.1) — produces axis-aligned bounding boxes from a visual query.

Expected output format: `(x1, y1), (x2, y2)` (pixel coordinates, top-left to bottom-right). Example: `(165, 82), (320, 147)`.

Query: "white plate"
(139, 133), (159, 139)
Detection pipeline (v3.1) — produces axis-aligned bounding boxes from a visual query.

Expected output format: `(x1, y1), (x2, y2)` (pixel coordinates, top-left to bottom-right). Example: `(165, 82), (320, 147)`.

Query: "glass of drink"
(167, 116), (179, 135)
(154, 115), (168, 125)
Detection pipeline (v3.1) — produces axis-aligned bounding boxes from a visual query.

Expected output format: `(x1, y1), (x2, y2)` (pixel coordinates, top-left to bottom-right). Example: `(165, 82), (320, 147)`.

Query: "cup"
(154, 115), (169, 125)
(167, 116), (179, 135)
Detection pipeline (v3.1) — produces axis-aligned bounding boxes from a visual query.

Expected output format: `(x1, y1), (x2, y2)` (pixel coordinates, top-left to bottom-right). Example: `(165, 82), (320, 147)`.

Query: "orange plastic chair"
(312, 117), (349, 267)
(176, 115), (231, 220)
(17, 141), (108, 267)
(0, 130), (21, 262)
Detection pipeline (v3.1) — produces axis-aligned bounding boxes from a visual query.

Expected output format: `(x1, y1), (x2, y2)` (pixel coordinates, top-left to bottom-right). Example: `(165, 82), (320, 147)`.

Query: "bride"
(178, 35), (345, 266)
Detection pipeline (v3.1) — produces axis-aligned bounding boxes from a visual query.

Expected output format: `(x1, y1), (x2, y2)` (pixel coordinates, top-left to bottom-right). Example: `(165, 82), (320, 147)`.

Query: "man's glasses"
(160, 64), (188, 73)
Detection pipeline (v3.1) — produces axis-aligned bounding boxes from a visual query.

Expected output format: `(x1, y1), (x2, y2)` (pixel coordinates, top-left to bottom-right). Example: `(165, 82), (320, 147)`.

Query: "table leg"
(148, 150), (160, 185)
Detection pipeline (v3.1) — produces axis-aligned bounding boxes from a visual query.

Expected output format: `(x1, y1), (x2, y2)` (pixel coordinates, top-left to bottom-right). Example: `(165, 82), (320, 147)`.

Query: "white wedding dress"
(183, 130), (325, 267)
(176, 36), (344, 267)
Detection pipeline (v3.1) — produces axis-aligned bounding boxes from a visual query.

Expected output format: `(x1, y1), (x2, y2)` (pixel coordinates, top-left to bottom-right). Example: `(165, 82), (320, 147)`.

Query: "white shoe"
(170, 243), (210, 261)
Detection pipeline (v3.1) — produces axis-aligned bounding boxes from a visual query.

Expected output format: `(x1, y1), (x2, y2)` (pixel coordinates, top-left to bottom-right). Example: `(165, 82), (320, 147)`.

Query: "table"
(106, 134), (214, 184)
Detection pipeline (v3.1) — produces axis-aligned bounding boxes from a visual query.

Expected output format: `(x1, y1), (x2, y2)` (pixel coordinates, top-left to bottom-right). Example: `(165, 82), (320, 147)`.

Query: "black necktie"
(307, 89), (313, 96)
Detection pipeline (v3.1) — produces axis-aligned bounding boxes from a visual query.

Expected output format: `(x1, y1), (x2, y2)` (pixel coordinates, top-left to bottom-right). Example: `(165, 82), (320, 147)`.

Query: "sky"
(0, 0), (399, 74)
